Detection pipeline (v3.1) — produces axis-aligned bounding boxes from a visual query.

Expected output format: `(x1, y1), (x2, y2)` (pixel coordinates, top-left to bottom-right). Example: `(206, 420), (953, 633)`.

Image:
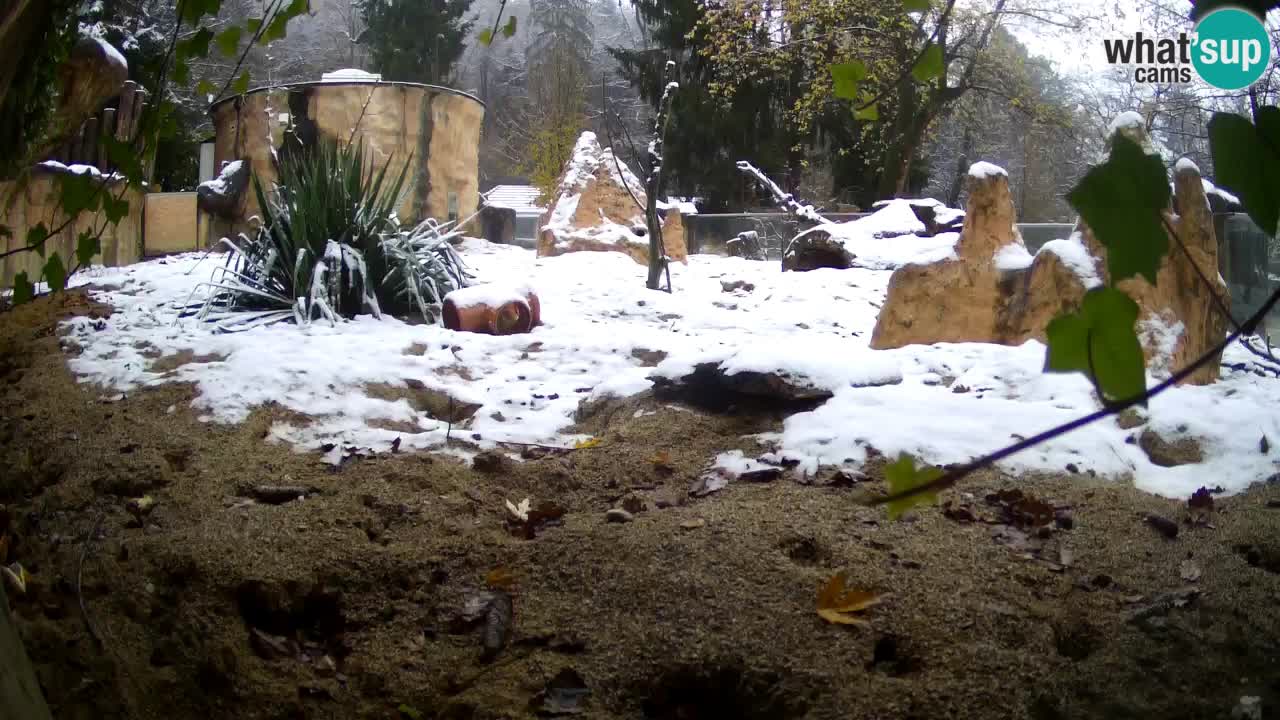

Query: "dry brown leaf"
(485, 567), (517, 591)
(2, 563), (29, 595)
(816, 572), (883, 626)
(651, 450), (671, 465)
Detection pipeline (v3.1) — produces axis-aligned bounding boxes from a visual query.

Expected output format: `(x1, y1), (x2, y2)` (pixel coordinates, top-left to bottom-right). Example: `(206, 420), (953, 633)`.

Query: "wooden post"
(0, 583), (54, 720)
(81, 117), (99, 170)
(99, 108), (116, 169)
(115, 81), (137, 142)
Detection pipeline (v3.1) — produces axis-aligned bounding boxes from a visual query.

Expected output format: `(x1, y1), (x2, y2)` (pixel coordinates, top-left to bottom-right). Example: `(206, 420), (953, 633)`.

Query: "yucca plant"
(189, 140), (471, 331)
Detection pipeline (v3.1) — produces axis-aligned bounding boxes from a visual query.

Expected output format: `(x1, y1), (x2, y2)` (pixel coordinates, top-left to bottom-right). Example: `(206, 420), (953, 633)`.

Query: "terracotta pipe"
(442, 285), (540, 335)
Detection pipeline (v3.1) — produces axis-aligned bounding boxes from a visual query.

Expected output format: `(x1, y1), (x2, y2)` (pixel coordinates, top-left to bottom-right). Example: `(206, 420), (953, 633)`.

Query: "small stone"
(1145, 514), (1179, 539)
(1232, 696), (1263, 720)
(1180, 559), (1201, 582)
(1116, 408), (1147, 430)
(1139, 429), (1204, 467)
(679, 518), (706, 530)
(605, 508), (634, 524)
(1054, 509), (1075, 530)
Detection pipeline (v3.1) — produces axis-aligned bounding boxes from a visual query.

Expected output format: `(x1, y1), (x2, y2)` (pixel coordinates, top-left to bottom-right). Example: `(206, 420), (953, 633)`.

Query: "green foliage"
(10, 273), (34, 306)
(103, 194), (130, 225)
(830, 62), (867, 101)
(76, 231), (101, 269)
(58, 173), (102, 217)
(361, 0), (476, 83)
(1045, 288), (1147, 405)
(195, 141), (469, 329)
(215, 26), (243, 57)
(478, 28), (494, 46)
(0, 0), (79, 180)
(42, 253), (67, 293)
(180, 0), (224, 25)
(884, 454), (943, 520)
(911, 44), (945, 83)
(26, 226), (49, 258)
(1066, 135), (1170, 284)
(902, 0), (932, 10)
(854, 104), (880, 122)
(1208, 110), (1280, 236)
(503, 15), (519, 38)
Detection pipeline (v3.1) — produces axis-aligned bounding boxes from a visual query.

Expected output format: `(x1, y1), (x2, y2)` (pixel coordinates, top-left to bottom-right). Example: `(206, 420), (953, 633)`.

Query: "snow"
(541, 132), (648, 252)
(1203, 179), (1242, 207)
(791, 202), (958, 270)
(1175, 157), (1199, 174)
(968, 161), (1008, 179)
(444, 282), (531, 310)
(57, 240), (1280, 499)
(1108, 111), (1146, 135)
(37, 161), (125, 182)
(1038, 233), (1103, 289)
(198, 160), (243, 196)
(994, 243), (1034, 271)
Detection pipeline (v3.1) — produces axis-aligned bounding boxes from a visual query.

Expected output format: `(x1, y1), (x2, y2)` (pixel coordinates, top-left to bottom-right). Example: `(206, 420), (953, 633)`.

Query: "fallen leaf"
(816, 572), (883, 626)
(506, 498), (532, 522)
(125, 495), (156, 524)
(650, 450), (671, 466)
(2, 563), (28, 595)
(398, 704), (424, 720)
(573, 437), (602, 450)
(486, 567), (517, 591)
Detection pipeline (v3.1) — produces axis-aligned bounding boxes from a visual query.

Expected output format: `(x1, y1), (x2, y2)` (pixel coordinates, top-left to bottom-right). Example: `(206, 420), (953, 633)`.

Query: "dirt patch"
(2, 290), (1280, 719)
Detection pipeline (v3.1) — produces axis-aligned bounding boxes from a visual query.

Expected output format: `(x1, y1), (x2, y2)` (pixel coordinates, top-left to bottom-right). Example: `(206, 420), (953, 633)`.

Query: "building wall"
(0, 168), (143, 287)
(209, 82), (484, 241)
(143, 192), (203, 257)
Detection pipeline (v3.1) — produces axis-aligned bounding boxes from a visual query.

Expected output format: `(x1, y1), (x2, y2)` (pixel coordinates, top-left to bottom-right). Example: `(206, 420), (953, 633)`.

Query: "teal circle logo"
(1192, 8), (1271, 90)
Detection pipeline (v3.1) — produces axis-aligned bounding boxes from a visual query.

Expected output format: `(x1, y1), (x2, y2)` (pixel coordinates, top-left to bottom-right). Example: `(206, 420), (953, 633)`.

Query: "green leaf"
(59, 173), (101, 217)
(261, 13), (290, 43)
(179, 0), (222, 25)
(284, 0), (309, 19)
(103, 194), (130, 225)
(884, 453), (943, 520)
(854, 103), (879, 122)
(0, 225), (11, 239)
(1208, 110), (1280, 237)
(911, 44), (944, 83)
(179, 27), (214, 59)
(172, 56), (190, 85)
(1045, 287), (1146, 405)
(215, 26), (243, 57)
(232, 71), (251, 95)
(1066, 134), (1170, 284)
(26, 224), (49, 258)
(196, 79), (218, 96)
(11, 272), (34, 306)
(76, 230), (101, 268)
(502, 14), (518, 38)
(398, 705), (423, 720)
(829, 61), (867, 101)
(42, 252), (67, 293)
(103, 136), (144, 183)
(246, 17), (263, 33)
(478, 28), (494, 46)
(902, 0), (931, 9)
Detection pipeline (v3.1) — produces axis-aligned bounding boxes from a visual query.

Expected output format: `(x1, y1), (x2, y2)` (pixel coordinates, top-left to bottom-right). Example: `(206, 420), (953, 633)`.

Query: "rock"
(1116, 409), (1147, 430)
(727, 230), (765, 260)
(1139, 429), (1204, 467)
(472, 450), (509, 474)
(651, 362), (835, 411)
(479, 205), (516, 245)
(537, 132), (687, 266)
(870, 198), (964, 236)
(780, 225), (855, 271)
(869, 116), (1229, 387)
(197, 160), (250, 219)
(1144, 513), (1179, 539)
(605, 508), (634, 524)
(679, 518), (706, 530)
(1232, 696), (1263, 720)
(739, 468), (783, 483)
(49, 38), (129, 152)
(871, 165), (1025, 348)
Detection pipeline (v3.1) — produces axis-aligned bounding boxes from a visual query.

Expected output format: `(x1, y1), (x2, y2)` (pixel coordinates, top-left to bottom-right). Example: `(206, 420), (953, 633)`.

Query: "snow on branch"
(735, 161), (829, 228)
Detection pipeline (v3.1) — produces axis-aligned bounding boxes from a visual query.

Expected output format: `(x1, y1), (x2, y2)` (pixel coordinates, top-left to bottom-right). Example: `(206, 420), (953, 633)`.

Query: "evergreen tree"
(361, 0), (476, 85)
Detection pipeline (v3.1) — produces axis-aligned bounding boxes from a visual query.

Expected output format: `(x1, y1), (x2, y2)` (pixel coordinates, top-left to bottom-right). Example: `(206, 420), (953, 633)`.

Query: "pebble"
(605, 508), (634, 524)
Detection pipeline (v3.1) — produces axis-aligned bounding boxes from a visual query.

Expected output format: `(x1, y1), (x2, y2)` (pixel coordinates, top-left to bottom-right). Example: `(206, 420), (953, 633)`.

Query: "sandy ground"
(2, 289), (1280, 720)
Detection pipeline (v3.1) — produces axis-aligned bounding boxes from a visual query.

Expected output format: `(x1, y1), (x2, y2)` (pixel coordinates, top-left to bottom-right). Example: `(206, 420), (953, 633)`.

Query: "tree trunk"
(0, 583), (53, 720)
(947, 125), (973, 207)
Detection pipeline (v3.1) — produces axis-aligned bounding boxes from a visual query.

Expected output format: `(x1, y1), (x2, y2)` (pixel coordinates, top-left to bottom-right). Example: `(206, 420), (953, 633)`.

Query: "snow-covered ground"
(58, 236), (1280, 499)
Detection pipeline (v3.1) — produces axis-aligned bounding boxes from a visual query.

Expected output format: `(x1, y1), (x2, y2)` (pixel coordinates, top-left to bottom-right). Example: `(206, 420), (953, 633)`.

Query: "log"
(115, 81), (137, 142)
(81, 116), (98, 170)
(99, 108), (115, 169)
(0, 582), (54, 720)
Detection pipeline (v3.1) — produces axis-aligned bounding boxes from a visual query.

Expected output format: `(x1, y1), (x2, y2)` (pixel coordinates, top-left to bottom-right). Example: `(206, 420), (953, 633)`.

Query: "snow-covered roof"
(321, 69), (382, 83)
(485, 185), (545, 214)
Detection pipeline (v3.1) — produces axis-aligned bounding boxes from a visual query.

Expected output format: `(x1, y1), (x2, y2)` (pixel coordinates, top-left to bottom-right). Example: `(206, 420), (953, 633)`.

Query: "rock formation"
(537, 132), (687, 265)
(871, 120), (1229, 386)
(782, 199), (961, 272)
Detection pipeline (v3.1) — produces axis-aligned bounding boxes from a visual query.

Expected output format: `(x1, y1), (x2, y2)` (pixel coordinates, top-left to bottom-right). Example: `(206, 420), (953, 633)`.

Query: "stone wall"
(0, 167), (143, 287)
(209, 82), (484, 242)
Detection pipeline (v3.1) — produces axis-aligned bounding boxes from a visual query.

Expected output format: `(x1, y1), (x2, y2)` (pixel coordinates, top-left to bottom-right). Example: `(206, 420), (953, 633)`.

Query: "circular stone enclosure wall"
(209, 81), (484, 238)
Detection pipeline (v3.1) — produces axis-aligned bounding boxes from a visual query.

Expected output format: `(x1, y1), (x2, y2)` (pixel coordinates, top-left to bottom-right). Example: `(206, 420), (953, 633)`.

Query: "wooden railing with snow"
(43, 80), (149, 172)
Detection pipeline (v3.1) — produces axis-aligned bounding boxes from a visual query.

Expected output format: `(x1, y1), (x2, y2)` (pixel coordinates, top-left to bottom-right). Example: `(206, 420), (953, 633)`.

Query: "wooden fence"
(45, 80), (149, 172)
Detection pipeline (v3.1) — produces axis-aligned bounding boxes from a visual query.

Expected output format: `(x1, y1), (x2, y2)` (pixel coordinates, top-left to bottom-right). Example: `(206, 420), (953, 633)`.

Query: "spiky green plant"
(190, 140), (470, 330)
